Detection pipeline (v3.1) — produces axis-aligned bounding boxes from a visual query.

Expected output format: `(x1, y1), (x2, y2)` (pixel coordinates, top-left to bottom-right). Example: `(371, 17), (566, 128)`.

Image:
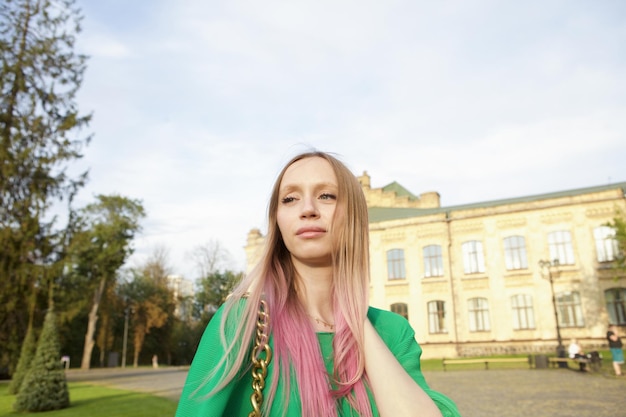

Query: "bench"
(548, 357), (592, 368)
(442, 357), (532, 371)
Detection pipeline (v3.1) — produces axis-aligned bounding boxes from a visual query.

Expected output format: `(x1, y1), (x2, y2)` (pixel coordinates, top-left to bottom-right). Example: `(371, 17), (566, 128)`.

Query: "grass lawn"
(420, 349), (618, 372)
(0, 382), (177, 417)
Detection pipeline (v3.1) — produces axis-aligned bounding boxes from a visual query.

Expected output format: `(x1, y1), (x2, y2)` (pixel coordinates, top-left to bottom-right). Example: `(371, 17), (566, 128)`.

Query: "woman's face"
(276, 157), (339, 267)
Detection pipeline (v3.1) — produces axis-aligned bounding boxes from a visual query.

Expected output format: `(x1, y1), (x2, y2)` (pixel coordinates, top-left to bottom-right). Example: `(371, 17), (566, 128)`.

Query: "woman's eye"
(319, 193), (336, 200)
(281, 196), (296, 204)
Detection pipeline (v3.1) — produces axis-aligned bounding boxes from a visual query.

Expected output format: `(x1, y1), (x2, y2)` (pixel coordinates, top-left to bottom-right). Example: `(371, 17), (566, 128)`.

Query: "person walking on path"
(607, 325), (623, 376)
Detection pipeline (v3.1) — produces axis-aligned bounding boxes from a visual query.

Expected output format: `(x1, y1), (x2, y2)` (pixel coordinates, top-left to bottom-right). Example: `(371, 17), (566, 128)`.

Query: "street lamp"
(538, 259), (566, 361)
(122, 306), (130, 368)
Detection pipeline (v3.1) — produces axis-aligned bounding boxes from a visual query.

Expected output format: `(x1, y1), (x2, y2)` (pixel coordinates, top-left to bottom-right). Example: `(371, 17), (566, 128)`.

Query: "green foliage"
(121, 248), (175, 367)
(7, 322), (37, 394)
(14, 308), (70, 412)
(59, 194), (145, 369)
(0, 0), (90, 374)
(194, 270), (241, 323)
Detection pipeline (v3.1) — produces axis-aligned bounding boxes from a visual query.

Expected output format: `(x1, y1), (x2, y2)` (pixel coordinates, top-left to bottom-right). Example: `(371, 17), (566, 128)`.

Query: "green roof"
(381, 181), (419, 201)
(369, 181), (626, 223)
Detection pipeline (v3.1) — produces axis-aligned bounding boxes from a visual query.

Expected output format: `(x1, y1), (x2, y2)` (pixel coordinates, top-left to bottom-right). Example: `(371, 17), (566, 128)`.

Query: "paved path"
(67, 367), (626, 416)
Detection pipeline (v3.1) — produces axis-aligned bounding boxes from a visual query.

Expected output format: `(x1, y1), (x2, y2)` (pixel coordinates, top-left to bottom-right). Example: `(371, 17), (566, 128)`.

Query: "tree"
(66, 194), (145, 370)
(7, 321), (37, 394)
(0, 0), (90, 374)
(188, 240), (232, 278)
(123, 247), (173, 367)
(13, 307), (69, 412)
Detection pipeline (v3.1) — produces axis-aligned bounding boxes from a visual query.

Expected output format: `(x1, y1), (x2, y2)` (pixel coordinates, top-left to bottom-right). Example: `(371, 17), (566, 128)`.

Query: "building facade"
(245, 173), (626, 359)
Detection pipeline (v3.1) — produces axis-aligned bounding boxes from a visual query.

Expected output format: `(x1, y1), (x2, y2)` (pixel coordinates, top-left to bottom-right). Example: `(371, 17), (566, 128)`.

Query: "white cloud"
(72, 0), (626, 278)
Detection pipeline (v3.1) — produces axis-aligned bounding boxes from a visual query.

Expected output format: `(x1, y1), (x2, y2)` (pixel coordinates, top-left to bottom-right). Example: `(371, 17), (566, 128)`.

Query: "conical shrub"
(13, 308), (70, 412)
(7, 324), (37, 394)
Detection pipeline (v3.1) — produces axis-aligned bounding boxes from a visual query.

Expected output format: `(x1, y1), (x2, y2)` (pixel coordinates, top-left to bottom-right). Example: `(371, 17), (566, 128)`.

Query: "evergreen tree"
(7, 322), (37, 394)
(13, 307), (70, 412)
(0, 0), (90, 373)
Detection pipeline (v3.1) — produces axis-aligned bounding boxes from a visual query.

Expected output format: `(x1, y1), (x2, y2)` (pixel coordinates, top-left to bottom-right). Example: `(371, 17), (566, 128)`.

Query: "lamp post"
(539, 259), (565, 361)
(122, 306), (130, 368)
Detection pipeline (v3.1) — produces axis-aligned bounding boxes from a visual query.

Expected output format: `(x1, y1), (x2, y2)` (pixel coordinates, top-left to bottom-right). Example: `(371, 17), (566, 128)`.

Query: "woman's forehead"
(280, 157), (337, 188)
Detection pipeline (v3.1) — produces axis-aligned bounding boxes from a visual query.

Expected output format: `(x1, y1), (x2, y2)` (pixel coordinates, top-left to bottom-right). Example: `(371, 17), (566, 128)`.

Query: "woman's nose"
(300, 196), (319, 218)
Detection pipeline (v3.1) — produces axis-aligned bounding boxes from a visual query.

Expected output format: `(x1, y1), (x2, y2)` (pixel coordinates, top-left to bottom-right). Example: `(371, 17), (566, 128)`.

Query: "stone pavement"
(66, 367), (626, 416)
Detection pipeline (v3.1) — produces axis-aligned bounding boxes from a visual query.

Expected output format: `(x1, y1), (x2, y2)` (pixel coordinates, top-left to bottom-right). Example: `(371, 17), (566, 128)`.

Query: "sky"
(70, 0), (626, 281)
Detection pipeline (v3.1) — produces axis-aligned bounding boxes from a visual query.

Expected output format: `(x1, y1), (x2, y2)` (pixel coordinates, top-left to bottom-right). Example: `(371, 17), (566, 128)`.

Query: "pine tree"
(0, 0), (90, 374)
(13, 308), (70, 412)
(7, 322), (37, 394)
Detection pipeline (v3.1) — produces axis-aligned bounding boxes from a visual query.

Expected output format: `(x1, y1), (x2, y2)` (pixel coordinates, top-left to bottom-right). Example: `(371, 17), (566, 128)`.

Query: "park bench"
(548, 354), (601, 372)
(442, 356), (532, 371)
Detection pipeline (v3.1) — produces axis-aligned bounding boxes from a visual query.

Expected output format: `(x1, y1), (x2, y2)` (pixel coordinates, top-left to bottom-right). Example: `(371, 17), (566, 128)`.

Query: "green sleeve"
(175, 303), (247, 417)
(368, 308), (462, 417)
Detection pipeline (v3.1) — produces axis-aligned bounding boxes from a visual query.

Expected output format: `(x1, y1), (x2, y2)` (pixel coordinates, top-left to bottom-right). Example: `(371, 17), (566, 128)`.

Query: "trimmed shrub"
(7, 324), (37, 394)
(13, 308), (70, 412)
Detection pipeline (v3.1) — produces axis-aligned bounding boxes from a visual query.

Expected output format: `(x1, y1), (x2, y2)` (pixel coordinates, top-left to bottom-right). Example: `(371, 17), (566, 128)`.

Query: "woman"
(607, 325), (623, 376)
(176, 151), (460, 417)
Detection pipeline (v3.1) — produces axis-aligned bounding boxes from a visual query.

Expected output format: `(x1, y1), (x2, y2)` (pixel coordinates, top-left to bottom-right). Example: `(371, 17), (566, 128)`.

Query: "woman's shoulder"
(367, 306), (413, 335)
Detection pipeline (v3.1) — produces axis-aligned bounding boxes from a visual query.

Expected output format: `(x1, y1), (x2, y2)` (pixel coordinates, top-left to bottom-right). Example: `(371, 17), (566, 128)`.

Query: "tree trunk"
(132, 323), (146, 368)
(81, 276), (106, 370)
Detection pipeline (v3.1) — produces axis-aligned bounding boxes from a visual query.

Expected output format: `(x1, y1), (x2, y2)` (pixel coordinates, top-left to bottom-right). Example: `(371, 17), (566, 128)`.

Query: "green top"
(176, 305), (460, 417)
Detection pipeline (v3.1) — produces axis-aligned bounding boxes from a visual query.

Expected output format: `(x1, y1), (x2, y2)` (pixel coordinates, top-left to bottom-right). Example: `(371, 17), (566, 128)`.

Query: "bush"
(13, 308), (70, 412)
(7, 324), (37, 394)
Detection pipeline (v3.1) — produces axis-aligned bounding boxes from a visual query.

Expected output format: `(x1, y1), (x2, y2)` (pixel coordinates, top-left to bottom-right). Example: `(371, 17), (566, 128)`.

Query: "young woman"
(176, 151), (460, 417)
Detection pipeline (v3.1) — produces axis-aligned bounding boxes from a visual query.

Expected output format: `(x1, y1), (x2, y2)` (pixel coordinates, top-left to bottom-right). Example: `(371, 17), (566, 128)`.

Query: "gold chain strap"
(249, 299), (273, 417)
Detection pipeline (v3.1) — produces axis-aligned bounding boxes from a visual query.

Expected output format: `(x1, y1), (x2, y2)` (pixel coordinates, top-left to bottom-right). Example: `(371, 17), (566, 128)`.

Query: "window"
(427, 300), (446, 333)
(594, 226), (619, 263)
(556, 291), (584, 327)
(423, 245), (444, 277)
(605, 288), (626, 325)
(391, 302), (409, 320)
(468, 297), (490, 331)
(503, 236), (528, 270)
(511, 294), (535, 330)
(387, 249), (406, 280)
(548, 230), (575, 265)
(462, 241), (485, 274)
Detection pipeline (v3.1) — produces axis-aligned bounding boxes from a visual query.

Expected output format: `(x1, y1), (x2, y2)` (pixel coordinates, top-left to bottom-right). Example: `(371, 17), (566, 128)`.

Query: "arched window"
(423, 245), (444, 277)
(548, 230), (575, 265)
(511, 294), (535, 330)
(390, 302), (409, 320)
(462, 241), (485, 274)
(387, 249), (406, 280)
(468, 297), (490, 332)
(427, 300), (446, 333)
(556, 291), (584, 327)
(503, 236), (528, 270)
(594, 226), (619, 263)
(605, 288), (626, 325)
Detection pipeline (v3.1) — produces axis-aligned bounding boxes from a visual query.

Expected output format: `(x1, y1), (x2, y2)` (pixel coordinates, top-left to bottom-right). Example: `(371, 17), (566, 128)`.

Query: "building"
(167, 275), (195, 319)
(245, 173), (626, 358)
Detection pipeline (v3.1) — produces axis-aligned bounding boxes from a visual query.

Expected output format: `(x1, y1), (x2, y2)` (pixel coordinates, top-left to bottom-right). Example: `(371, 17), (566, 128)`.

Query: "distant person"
(175, 151), (460, 416)
(607, 325), (623, 376)
(152, 354), (158, 369)
(568, 338), (587, 371)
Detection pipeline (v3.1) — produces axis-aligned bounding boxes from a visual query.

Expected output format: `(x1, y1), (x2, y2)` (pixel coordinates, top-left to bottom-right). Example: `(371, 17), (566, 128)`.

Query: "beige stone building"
(245, 173), (626, 359)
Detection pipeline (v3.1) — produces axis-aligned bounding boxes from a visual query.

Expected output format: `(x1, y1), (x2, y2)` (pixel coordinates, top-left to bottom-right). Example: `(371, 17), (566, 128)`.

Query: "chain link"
(249, 299), (272, 417)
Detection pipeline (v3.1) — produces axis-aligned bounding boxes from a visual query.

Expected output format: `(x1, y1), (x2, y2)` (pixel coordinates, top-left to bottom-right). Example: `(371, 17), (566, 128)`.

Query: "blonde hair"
(206, 151), (372, 417)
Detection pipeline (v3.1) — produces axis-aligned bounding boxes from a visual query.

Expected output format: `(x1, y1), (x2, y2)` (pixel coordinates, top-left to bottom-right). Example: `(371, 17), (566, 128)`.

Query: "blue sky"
(72, 0), (626, 279)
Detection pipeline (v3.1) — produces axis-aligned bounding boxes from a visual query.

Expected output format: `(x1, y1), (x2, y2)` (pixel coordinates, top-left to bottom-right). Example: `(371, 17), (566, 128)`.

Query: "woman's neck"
(292, 259), (334, 329)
